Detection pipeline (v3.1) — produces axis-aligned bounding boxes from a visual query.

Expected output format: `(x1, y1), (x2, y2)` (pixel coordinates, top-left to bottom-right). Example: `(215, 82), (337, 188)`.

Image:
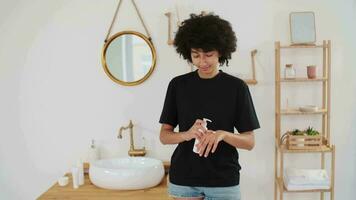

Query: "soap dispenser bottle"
(88, 139), (99, 163)
(193, 118), (212, 153)
(76, 160), (84, 186)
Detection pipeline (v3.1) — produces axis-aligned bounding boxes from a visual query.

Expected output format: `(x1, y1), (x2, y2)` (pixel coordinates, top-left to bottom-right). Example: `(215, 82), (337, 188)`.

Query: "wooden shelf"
(244, 79), (258, 85)
(279, 108), (327, 115)
(278, 144), (333, 153)
(279, 77), (327, 82)
(280, 44), (324, 49)
(274, 40), (334, 200)
(276, 177), (331, 193)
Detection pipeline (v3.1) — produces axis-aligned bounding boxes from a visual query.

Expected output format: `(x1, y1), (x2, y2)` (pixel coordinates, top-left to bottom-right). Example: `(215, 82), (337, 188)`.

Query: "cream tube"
(71, 166), (79, 189)
(77, 160), (84, 186)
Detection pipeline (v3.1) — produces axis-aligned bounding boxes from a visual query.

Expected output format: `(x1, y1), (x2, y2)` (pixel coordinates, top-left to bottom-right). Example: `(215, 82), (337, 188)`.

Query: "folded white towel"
(284, 168), (330, 186)
(284, 183), (330, 191)
(284, 175), (330, 186)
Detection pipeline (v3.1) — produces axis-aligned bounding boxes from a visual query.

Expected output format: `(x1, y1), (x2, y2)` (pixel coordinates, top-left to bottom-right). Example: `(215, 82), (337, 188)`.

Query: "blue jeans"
(168, 182), (241, 200)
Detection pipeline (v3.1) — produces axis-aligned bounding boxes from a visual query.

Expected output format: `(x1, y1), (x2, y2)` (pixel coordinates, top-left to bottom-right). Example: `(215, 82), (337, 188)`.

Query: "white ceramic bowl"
(299, 105), (318, 112)
(89, 157), (164, 190)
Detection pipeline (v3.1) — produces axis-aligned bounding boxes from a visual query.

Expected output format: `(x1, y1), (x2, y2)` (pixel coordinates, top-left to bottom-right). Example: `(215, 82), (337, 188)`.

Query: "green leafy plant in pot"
(291, 128), (306, 136)
(305, 126), (320, 136)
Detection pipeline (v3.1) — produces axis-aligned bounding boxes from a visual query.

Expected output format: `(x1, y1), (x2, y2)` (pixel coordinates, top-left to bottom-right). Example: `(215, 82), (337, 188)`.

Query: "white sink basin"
(89, 157), (164, 190)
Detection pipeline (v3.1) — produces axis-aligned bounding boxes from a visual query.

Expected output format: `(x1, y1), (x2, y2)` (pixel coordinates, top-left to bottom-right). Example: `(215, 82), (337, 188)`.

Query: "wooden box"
(286, 134), (323, 150)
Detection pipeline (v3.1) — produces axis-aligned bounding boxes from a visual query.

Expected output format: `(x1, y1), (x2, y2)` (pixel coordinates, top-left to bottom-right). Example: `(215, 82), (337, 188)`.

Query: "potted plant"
(305, 126), (320, 136)
(281, 127), (322, 149)
(290, 128), (306, 136)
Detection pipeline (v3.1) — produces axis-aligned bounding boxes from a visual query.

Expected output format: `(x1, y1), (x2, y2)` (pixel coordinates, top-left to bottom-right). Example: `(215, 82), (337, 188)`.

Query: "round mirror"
(102, 31), (156, 86)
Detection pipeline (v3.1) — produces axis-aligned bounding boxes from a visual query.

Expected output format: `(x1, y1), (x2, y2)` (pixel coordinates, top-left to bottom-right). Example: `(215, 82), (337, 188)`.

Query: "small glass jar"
(284, 64), (296, 79)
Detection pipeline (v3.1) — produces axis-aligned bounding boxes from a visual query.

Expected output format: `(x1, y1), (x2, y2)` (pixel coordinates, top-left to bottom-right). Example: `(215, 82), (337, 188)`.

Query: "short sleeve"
(159, 79), (178, 128)
(234, 82), (260, 133)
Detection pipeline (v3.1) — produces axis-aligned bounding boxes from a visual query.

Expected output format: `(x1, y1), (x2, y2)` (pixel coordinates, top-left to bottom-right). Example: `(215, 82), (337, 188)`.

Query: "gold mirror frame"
(101, 31), (157, 86)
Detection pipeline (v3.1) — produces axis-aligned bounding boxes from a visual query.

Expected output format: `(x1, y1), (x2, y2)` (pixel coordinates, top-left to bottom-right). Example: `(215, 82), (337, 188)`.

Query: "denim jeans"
(168, 182), (241, 200)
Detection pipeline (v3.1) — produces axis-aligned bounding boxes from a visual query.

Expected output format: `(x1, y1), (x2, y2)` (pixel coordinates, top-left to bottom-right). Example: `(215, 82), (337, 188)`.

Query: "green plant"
(305, 126), (320, 136)
(291, 129), (305, 136)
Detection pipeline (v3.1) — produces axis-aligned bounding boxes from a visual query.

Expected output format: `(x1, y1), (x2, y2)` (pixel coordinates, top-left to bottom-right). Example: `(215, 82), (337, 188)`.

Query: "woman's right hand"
(182, 119), (206, 141)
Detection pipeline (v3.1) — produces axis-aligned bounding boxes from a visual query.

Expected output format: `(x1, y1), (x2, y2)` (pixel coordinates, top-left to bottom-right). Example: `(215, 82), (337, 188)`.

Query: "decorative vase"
(307, 65), (316, 79)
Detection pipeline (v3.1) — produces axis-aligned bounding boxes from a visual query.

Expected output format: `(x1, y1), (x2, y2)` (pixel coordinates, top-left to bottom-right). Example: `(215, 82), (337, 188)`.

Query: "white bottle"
(193, 118), (212, 153)
(77, 160), (84, 186)
(71, 166), (79, 189)
(88, 139), (99, 163)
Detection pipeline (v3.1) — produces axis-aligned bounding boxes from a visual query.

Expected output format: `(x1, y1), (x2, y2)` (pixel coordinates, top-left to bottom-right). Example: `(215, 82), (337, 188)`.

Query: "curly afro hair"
(174, 13), (237, 66)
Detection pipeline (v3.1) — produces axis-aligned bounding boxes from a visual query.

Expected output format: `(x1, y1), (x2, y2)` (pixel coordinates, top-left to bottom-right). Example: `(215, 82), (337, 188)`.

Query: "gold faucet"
(118, 120), (146, 157)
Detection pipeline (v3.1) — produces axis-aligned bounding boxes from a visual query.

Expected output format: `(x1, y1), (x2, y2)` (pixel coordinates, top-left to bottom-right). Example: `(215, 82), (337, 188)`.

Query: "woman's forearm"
(221, 130), (255, 150)
(159, 129), (187, 145)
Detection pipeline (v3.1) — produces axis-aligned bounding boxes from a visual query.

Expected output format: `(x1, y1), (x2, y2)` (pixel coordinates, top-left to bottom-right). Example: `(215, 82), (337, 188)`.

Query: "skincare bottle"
(193, 118), (212, 153)
(71, 166), (79, 189)
(77, 160), (84, 186)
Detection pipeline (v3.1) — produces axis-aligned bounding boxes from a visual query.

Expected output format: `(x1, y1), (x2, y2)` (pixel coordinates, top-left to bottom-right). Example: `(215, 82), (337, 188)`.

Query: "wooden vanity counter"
(38, 162), (172, 200)
(38, 174), (171, 200)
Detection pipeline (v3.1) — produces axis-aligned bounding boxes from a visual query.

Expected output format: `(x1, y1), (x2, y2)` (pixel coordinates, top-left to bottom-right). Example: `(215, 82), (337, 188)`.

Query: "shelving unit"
(274, 40), (335, 200)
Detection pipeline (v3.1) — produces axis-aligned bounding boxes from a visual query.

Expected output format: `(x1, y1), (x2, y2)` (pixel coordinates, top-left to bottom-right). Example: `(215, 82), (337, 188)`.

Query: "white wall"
(0, 0), (355, 199)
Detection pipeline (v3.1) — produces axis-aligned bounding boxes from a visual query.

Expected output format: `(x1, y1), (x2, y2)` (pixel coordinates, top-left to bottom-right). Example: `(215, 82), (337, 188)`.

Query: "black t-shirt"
(159, 69), (260, 187)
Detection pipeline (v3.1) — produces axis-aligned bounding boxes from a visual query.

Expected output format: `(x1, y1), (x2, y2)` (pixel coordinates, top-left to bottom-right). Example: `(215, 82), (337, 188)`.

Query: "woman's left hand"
(196, 130), (226, 157)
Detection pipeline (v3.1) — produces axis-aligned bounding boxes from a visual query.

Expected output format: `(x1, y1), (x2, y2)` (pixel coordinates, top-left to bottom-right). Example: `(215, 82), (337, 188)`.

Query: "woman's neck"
(197, 67), (219, 79)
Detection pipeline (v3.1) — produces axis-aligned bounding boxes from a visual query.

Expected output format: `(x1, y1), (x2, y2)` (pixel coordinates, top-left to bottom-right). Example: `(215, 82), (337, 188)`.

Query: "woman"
(159, 13), (260, 200)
